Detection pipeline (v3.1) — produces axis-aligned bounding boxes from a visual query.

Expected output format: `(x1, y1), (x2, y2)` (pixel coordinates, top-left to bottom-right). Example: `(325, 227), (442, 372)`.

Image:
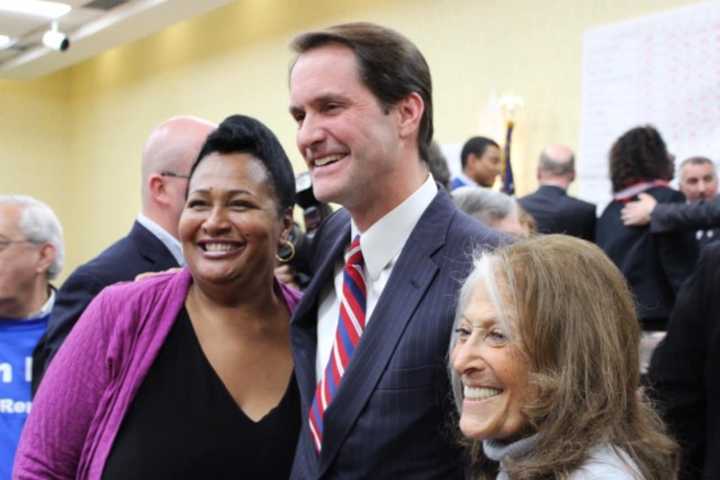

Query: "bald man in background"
(519, 144), (596, 241)
(32, 116), (216, 393)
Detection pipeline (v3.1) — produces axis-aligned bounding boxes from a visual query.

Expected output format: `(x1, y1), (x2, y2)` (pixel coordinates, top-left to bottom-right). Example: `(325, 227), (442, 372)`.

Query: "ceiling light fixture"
(0, 0), (71, 19)
(42, 20), (69, 51)
(0, 34), (14, 50)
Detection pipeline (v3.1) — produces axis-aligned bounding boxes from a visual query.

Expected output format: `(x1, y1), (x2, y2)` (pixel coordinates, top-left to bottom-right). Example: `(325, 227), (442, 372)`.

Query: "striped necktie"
(308, 235), (366, 452)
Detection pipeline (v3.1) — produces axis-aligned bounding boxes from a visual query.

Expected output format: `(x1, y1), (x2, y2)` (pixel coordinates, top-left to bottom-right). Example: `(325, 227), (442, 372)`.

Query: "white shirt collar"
(136, 213), (185, 266)
(23, 288), (55, 321)
(457, 171), (479, 187)
(351, 175), (437, 281)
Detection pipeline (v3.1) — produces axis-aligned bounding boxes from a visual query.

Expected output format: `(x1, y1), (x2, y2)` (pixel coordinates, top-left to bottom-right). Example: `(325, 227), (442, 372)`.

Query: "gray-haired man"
(0, 194), (63, 478)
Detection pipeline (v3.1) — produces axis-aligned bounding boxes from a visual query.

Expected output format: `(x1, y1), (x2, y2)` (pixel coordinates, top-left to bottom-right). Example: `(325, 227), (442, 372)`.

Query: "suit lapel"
(318, 193), (453, 475)
(129, 221), (180, 270)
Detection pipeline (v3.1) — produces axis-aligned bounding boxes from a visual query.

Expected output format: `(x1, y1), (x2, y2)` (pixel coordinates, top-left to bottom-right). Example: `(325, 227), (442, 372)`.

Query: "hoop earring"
(276, 239), (296, 263)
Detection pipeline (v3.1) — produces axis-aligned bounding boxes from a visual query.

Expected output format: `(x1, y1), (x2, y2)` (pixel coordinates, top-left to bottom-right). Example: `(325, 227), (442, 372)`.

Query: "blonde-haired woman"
(449, 235), (677, 479)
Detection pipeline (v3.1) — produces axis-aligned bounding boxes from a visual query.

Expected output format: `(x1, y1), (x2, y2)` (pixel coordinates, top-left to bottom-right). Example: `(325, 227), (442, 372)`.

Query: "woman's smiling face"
(179, 152), (285, 288)
(451, 279), (533, 441)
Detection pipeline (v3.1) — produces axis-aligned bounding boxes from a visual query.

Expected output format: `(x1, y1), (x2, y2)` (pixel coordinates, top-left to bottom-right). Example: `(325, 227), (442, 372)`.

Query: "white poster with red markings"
(579, 1), (720, 210)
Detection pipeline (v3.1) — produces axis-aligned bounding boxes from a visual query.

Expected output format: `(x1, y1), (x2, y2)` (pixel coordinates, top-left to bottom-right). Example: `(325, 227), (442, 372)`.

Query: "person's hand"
(274, 264), (300, 290)
(621, 193), (657, 226)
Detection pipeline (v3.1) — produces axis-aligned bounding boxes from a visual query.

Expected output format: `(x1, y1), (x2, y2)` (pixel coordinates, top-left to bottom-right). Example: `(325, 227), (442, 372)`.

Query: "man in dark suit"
(287, 23), (502, 479)
(519, 144), (596, 241)
(648, 243), (720, 479)
(677, 156), (719, 247)
(31, 116), (215, 393)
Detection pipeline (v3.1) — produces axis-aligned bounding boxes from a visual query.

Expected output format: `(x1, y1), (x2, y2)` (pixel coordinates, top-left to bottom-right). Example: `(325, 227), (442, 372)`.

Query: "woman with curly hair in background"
(595, 125), (696, 335)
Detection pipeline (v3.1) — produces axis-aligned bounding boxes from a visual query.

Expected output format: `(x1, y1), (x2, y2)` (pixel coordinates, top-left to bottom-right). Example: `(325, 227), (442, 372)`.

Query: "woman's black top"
(102, 307), (300, 479)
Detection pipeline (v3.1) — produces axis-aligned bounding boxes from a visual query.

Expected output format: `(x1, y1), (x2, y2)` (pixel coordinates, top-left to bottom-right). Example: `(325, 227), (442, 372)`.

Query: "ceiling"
(0, 0), (234, 80)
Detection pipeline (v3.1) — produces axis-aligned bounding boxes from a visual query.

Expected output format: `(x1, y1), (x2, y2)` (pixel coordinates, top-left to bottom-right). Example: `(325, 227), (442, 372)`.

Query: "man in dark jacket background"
(32, 116), (215, 393)
(519, 144), (596, 241)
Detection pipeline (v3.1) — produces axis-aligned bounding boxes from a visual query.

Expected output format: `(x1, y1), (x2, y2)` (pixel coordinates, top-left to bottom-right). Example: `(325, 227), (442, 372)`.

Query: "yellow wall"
(1, 0), (703, 282)
(0, 69), (74, 278)
(1, 69), (71, 213)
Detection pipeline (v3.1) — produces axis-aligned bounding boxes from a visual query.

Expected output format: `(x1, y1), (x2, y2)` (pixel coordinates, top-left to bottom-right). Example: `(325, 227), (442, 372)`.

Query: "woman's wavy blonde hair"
(449, 235), (678, 479)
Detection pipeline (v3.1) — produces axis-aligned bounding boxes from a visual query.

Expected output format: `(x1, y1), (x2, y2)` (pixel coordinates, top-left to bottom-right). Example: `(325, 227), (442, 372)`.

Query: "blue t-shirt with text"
(0, 315), (48, 479)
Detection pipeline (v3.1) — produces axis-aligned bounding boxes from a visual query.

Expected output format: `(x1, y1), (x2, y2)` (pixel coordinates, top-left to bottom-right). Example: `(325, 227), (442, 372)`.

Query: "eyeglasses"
(160, 171), (190, 180)
(0, 239), (32, 252)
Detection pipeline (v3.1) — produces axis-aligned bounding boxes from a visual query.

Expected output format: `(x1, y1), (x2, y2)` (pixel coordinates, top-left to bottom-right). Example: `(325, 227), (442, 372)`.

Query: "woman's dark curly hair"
(608, 125), (674, 192)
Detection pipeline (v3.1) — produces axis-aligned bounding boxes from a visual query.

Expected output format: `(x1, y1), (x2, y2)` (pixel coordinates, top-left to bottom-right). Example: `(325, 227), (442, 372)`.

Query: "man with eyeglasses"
(32, 116), (216, 393)
(0, 195), (63, 478)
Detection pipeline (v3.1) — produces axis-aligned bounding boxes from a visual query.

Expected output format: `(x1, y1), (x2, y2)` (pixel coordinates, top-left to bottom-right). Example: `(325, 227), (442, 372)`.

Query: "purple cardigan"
(14, 268), (301, 479)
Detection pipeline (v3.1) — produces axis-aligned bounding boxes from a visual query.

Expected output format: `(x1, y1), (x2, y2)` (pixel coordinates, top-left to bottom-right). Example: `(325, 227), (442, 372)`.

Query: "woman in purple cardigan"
(15, 115), (302, 479)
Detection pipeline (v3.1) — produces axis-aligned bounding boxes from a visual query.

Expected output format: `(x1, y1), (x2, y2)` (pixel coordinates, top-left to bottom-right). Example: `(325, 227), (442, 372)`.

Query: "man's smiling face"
(289, 43), (403, 211)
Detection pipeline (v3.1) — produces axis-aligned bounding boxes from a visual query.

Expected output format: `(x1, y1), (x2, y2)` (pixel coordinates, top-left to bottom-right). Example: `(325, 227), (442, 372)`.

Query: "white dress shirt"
(314, 175), (438, 378)
(136, 213), (185, 266)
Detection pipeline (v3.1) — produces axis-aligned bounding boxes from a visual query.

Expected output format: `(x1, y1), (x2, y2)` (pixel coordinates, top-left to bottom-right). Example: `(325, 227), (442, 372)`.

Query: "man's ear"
(395, 92), (424, 139)
(466, 153), (478, 175)
(36, 243), (56, 276)
(148, 174), (169, 205)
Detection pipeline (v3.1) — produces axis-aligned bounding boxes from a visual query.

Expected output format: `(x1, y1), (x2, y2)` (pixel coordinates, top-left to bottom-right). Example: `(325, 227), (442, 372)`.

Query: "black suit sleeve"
(653, 191), (698, 294)
(31, 268), (105, 394)
(656, 229), (698, 294)
(648, 248), (717, 479)
(650, 197), (720, 233)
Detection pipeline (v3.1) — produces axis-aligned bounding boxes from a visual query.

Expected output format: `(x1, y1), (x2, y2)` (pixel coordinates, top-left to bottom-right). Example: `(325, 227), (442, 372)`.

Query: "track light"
(0, 34), (14, 50)
(42, 20), (69, 51)
(0, 1), (71, 19)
